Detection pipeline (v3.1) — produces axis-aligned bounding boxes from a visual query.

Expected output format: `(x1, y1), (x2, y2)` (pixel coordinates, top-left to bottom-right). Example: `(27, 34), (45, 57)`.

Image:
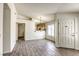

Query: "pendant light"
(36, 17), (46, 31)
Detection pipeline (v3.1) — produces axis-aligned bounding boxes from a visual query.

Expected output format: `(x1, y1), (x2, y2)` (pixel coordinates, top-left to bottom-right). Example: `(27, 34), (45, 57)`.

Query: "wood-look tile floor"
(3, 39), (79, 56)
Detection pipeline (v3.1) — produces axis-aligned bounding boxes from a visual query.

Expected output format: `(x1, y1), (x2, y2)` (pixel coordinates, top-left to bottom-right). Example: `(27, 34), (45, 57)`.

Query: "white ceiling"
(15, 3), (79, 22)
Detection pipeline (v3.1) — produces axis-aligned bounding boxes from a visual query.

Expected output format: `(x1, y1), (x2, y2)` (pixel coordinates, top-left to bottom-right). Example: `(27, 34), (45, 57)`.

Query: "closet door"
(59, 17), (75, 49)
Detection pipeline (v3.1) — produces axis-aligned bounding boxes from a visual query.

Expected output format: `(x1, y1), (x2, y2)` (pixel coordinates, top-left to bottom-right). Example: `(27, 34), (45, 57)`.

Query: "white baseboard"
(10, 41), (16, 52)
(75, 47), (79, 50)
(3, 41), (16, 54)
(55, 43), (60, 47)
(26, 38), (45, 40)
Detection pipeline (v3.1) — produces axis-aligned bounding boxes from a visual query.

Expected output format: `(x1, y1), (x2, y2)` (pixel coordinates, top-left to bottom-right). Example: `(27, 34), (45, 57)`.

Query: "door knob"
(72, 34), (75, 36)
(72, 35), (75, 36)
(72, 33), (75, 36)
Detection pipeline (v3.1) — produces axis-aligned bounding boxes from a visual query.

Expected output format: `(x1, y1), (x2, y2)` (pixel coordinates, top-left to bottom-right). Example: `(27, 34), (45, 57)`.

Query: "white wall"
(54, 15), (59, 47)
(0, 4), (3, 56)
(3, 4), (11, 53)
(8, 4), (17, 52)
(26, 20), (45, 40)
(3, 3), (17, 54)
(16, 18), (45, 40)
(75, 15), (79, 50)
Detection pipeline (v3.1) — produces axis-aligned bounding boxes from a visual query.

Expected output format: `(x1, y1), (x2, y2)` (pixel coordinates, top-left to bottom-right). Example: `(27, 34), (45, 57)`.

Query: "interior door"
(58, 16), (75, 49)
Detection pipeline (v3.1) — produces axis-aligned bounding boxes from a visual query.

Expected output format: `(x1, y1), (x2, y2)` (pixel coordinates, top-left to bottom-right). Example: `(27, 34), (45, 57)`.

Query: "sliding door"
(47, 24), (55, 41)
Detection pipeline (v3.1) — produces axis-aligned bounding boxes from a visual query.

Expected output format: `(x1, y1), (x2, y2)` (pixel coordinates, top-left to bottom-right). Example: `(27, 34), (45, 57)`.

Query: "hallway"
(3, 40), (79, 56)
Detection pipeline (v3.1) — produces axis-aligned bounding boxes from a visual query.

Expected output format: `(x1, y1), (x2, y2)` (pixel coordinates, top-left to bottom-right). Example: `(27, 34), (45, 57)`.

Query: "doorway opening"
(17, 23), (25, 40)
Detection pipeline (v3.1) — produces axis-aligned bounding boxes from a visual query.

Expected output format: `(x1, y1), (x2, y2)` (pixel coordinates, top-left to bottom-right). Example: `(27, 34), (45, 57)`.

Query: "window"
(47, 24), (54, 36)
(48, 25), (52, 36)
